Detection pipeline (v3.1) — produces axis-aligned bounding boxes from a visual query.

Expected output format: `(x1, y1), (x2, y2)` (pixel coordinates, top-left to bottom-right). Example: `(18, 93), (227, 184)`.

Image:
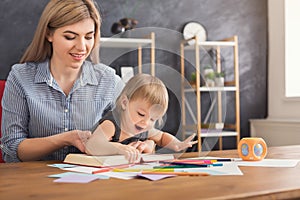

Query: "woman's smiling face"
(47, 18), (95, 70)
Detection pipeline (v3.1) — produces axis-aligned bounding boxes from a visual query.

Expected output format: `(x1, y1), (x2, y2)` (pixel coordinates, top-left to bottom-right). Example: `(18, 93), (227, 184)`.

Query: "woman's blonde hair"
(115, 73), (169, 126)
(20, 0), (101, 63)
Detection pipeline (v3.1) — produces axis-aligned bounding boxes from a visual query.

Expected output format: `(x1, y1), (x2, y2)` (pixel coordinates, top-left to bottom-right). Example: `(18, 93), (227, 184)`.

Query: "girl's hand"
(174, 133), (198, 151)
(116, 143), (141, 163)
(129, 140), (156, 153)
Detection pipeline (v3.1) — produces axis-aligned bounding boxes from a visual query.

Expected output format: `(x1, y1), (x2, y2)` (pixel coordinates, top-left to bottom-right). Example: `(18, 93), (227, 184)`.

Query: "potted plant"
(205, 71), (215, 87)
(203, 65), (214, 76)
(215, 72), (225, 87)
(190, 72), (197, 88)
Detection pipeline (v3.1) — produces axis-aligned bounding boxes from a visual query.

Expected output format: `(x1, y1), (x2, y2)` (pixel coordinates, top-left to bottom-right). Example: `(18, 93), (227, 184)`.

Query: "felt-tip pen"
(92, 168), (111, 174)
(141, 171), (210, 176)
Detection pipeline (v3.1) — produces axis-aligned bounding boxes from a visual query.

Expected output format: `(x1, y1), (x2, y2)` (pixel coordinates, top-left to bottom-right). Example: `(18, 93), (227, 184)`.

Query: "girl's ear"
(120, 95), (129, 110)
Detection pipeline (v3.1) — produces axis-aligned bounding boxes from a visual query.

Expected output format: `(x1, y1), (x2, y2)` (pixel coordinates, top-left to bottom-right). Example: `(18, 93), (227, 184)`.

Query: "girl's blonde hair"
(20, 0), (101, 63)
(115, 73), (169, 126)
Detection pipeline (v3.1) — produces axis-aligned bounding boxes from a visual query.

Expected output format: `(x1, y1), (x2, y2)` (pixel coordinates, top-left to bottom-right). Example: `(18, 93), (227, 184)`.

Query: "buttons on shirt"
(64, 107), (69, 132)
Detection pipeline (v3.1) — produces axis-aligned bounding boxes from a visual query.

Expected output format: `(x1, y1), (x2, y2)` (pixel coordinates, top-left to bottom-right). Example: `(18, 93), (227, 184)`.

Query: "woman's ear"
(120, 95), (129, 110)
(46, 29), (53, 42)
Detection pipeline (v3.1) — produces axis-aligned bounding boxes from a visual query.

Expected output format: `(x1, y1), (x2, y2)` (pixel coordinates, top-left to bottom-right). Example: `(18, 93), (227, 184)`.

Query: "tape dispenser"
(238, 137), (267, 161)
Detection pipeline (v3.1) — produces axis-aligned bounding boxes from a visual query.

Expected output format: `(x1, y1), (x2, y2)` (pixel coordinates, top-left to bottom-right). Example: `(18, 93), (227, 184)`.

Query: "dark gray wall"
(0, 0), (268, 149)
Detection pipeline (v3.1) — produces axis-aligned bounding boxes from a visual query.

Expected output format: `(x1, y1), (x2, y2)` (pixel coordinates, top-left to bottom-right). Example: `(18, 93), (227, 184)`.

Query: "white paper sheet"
(191, 156), (300, 168)
(62, 166), (102, 174)
(235, 158), (299, 167)
(174, 162), (243, 175)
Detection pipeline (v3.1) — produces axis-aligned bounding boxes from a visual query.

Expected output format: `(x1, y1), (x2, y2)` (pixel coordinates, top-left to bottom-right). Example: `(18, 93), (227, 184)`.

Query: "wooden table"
(1, 145), (300, 200)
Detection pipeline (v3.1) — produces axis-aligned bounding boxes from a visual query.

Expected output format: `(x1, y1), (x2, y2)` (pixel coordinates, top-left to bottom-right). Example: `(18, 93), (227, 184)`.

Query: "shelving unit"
(180, 35), (240, 152)
(100, 32), (155, 75)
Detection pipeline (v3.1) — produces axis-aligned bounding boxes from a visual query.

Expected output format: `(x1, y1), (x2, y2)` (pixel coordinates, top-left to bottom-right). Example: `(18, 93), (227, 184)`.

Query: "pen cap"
(238, 137), (267, 161)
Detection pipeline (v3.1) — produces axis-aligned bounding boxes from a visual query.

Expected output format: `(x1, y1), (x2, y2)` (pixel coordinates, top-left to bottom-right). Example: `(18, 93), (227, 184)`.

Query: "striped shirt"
(1, 60), (124, 162)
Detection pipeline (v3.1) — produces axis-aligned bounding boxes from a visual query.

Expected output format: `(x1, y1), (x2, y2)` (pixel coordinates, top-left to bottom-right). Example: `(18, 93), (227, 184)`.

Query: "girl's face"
(47, 18), (95, 70)
(122, 97), (165, 135)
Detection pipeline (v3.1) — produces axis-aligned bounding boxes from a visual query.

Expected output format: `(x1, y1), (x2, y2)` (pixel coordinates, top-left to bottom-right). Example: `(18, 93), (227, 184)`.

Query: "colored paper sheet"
(47, 163), (77, 168)
(48, 172), (109, 179)
(53, 174), (99, 183)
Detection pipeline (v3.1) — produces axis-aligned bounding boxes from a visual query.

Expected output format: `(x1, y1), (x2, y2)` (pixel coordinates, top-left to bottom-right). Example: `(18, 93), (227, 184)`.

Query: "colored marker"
(92, 168), (111, 174)
(159, 161), (222, 167)
(92, 163), (136, 174)
(141, 171), (210, 176)
(154, 165), (204, 169)
(194, 158), (234, 162)
(160, 160), (213, 165)
(112, 168), (175, 172)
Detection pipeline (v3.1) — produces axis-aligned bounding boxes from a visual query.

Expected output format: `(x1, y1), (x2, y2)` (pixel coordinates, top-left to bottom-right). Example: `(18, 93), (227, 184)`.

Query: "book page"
(141, 154), (174, 162)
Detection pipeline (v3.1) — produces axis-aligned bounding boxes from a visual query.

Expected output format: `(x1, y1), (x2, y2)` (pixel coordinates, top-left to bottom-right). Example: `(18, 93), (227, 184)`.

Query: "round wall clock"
(182, 22), (207, 45)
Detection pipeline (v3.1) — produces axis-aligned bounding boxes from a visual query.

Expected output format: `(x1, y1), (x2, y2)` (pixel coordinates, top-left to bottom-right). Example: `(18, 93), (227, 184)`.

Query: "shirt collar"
(34, 59), (99, 86)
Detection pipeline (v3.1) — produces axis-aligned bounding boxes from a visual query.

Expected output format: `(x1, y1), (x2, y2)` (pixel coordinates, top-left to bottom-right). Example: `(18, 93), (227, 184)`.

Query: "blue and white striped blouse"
(1, 60), (124, 162)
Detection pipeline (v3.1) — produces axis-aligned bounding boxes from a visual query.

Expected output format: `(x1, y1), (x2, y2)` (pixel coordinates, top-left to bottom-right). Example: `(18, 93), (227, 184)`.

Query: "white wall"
(268, 0), (300, 119)
(285, 0), (300, 97)
(250, 0), (300, 146)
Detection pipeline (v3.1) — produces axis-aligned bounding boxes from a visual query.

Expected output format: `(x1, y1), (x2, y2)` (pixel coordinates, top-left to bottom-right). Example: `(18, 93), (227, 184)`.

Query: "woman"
(1, 0), (124, 162)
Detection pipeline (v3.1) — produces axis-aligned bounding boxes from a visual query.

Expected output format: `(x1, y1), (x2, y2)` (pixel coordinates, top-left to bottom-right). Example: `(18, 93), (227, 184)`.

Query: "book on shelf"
(63, 153), (175, 167)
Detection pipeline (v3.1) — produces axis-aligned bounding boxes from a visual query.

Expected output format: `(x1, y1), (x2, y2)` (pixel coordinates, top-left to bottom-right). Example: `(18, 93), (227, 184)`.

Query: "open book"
(67, 124), (174, 167)
(64, 153), (175, 167)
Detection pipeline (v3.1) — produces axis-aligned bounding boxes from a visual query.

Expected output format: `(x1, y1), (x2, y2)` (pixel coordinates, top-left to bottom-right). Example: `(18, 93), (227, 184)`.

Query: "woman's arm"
(18, 130), (91, 161)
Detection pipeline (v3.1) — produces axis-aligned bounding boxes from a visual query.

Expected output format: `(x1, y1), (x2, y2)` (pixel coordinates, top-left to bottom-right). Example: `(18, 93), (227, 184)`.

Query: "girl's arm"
(131, 140), (156, 153)
(85, 120), (140, 163)
(149, 129), (197, 152)
(140, 140), (156, 153)
(110, 142), (141, 163)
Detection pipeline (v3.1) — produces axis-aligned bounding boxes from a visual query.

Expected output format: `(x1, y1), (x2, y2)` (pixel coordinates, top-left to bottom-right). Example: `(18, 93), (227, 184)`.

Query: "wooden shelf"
(99, 33), (155, 75)
(184, 86), (237, 92)
(184, 130), (238, 138)
(184, 41), (236, 50)
(180, 35), (240, 152)
(100, 37), (153, 48)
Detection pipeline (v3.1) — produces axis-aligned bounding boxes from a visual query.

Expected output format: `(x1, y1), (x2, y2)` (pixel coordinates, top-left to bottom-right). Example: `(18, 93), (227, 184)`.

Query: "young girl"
(85, 73), (197, 162)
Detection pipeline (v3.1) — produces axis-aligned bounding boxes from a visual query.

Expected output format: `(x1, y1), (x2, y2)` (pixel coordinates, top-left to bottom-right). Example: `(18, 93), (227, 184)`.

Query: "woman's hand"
(67, 130), (92, 153)
(17, 130), (92, 161)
